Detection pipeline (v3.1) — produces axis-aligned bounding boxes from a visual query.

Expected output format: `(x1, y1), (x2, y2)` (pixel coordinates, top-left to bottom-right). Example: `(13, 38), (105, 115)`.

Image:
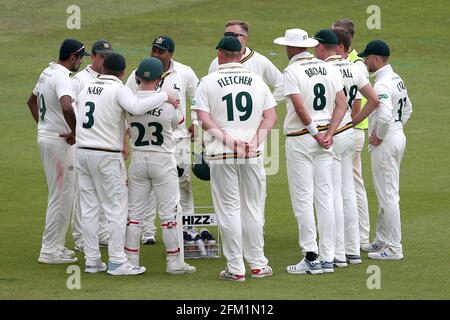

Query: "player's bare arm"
(324, 89), (347, 145)
(196, 109), (251, 156)
(289, 93), (325, 146)
(249, 107), (277, 150)
(59, 95), (77, 145)
(352, 84), (380, 126)
(351, 99), (361, 120)
(26, 93), (39, 123)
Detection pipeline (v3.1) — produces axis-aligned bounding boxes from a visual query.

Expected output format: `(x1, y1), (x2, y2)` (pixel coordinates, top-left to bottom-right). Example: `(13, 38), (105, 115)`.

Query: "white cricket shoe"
(368, 247), (404, 260)
(361, 241), (384, 252)
(107, 261), (146, 276)
(166, 263), (196, 275)
(38, 252), (78, 264)
(287, 258), (323, 275)
(251, 266), (273, 278)
(61, 247), (76, 257)
(85, 261), (107, 273)
(74, 241), (84, 253)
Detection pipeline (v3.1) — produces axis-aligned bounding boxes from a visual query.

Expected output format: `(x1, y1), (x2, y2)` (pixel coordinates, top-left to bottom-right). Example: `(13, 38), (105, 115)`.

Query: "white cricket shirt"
(192, 62), (276, 157)
(32, 62), (75, 138)
(76, 75), (168, 150)
(283, 51), (343, 135)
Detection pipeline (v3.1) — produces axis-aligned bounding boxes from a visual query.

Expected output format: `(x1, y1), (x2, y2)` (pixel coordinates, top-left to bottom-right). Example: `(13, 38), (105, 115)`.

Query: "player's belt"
(207, 150), (261, 160)
(78, 147), (121, 153)
(334, 122), (354, 136)
(286, 125), (330, 137)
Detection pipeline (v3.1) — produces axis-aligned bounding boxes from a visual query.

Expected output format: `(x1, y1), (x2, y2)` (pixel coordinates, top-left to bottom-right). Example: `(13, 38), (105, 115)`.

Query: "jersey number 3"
(223, 91), (253, 121)
(82, 101), (95, 129)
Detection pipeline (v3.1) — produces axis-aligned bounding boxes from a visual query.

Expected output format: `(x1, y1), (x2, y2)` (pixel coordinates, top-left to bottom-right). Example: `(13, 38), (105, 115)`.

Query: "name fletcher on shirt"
(217, 75), (253, 88)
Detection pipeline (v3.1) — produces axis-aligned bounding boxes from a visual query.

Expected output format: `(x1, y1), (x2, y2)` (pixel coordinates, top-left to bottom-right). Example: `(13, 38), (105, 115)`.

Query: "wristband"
(306, 122), (318, 136)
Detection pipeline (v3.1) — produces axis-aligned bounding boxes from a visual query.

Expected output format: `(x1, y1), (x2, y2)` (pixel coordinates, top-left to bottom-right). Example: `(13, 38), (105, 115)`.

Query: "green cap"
(313, 29), (338, 45)
(151, 36), (175, 52)
(358, 40), (390, 57)
(136, 57), (163, 81)
(91, 40), (113, 55)
(216, 36), (242, 52)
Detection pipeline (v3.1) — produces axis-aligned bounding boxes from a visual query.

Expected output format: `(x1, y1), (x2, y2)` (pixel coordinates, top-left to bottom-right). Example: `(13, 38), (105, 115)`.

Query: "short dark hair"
(332, 19), (355, 37)
(219, 50), (241, 60)
(103, 53), (126, 77)
(225, 20), (250, 34)
(332, 27), (352, 52)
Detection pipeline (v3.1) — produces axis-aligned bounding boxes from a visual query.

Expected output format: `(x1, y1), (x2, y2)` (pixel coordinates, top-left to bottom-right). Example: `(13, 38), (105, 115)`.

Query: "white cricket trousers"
(370, 128), (406, 252)
(71, 146), (109, 246)
(353, 129), (370, 244)
(286, 135), (335, 262)
(125, 151), (184, 269)
(332, 129), (360, 260)
(141, 137), (194, 236)
(76, 149), (128, 266)
(38, 135), (76, 256)
(209, 157), (268, 275)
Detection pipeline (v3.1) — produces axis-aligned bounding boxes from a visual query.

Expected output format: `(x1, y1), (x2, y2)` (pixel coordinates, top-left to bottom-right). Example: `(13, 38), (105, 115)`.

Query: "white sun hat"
(273, 28), (319, 48)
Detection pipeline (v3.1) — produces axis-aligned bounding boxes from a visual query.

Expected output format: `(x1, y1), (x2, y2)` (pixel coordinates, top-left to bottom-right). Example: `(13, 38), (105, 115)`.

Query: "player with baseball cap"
(207, 20), (284, 226)
(274, 28), (348, 274)
(27, 38), (89, 264)
(124, 57), (196, 274)
(71, 39), (114, 253)
(332, 19), (372, 247)
(76, 53), (178, 275)
(313, 29), (379, 267)
(126, 35), (199, 246)
(353, 40), (412, 260)
(193, 36), (277, 281)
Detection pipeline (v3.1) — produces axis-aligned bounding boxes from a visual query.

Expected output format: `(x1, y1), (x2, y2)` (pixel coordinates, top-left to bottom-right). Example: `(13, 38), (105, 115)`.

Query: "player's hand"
(167, 95), (180, 109)
(60, 132), (76, 145)
(369, 131), (383, 146)
(234, 139), (249, 157)
(321, 133), (333, 149)
(245, 142), (258, 158)
(188, 124), (196, 142)
(122, 144), (129, 160)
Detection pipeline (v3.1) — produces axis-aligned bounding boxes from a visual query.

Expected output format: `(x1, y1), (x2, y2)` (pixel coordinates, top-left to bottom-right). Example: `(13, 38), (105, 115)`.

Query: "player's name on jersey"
(396, 80), (406, 91)
(304, 66), (328, 78)
(217, 75), (253, 88)
(86, 86), (104, 95)
(338, 68), (354, 79)
(128, 107), (163, 118)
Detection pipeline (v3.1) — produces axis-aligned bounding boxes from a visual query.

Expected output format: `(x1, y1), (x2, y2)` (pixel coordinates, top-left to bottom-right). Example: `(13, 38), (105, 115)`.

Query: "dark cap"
(358, 40), (390, 57)
(136, 57), (163, 81)
(103, 53), (126, 72)
(151, 36), (175, 52)
(313, 29), (338, 45)
(216, 36), (242, 52)
(92, 40), (114, 55)
(59, 38), (90, 60)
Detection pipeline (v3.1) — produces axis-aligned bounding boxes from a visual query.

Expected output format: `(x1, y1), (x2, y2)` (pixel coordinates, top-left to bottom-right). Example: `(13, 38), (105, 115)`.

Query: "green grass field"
(1, 0), (449, 300)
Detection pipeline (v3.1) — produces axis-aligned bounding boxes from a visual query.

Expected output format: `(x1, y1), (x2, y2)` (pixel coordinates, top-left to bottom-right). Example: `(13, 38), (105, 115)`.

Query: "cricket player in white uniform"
(313, 29), (379, 267)
(332, 19), (372, 246)
(76, 53), (177, 275)
(124, 58), (196, 274)
(126, 36), (199, 245)
(274, 29), (347, 274)
(193, 36), (277, 281)
(71, 40), (114, 251)
(208, 21), (284, 223)
(355, 41), (412, 260)
(27, 39), (89, 264)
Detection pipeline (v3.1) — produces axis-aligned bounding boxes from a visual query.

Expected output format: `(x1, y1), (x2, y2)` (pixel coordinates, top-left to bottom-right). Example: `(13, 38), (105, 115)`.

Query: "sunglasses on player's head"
(224, 31), (246, 37)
